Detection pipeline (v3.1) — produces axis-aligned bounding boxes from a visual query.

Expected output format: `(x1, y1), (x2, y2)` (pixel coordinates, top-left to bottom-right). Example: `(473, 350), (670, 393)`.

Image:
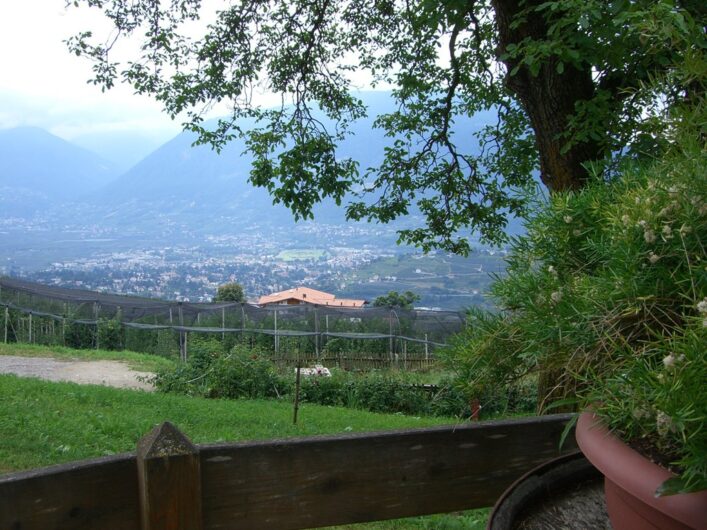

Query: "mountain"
(70, 130), (174, 173)
(91, 92), (503, 232)
(0, 127), (119, 215)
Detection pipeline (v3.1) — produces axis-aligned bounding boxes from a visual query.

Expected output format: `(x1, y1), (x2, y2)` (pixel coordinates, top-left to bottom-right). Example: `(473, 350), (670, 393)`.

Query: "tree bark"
(492, 0), (603, 192)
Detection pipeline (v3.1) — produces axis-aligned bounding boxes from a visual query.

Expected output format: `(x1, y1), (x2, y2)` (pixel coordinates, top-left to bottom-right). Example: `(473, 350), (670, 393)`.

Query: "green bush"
(64, 322), (95, 350)
(153, 344), (289, 400)
(154, 345), (473, 418)
(206, 349), (287, 399)
(443, 132), (706, 493)
(97, 319), (124, 351)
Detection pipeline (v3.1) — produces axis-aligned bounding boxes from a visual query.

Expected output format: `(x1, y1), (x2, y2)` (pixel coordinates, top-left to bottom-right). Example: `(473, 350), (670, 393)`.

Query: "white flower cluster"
(697, 298), (707, 314)
(656, 410), (677, 437)
(698, 298), (707, 328)
(662, 352), (685, 369)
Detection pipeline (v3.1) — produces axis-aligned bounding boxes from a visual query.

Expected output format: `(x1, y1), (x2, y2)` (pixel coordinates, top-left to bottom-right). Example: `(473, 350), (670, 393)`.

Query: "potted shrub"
(443, 128), (706, 527)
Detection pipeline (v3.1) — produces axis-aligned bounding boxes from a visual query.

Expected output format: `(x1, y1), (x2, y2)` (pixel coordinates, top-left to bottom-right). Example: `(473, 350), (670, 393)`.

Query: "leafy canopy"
(67, 0), (706, 253)
(372, 290), (421, 310)
(213, 282), (246, 303)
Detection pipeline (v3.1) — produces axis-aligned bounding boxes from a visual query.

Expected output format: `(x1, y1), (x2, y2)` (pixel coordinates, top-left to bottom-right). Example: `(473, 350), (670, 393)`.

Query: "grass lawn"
(0, 342), (175, 373)
(0, 374), (489, 528)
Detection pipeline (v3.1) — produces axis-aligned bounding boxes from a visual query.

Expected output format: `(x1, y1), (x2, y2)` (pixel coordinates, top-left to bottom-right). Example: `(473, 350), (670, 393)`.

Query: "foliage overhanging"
(67, 0), (706, 253)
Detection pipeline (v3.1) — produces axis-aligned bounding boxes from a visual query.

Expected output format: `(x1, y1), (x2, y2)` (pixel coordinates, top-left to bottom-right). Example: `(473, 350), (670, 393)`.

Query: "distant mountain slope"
(92, 92), (503, 230)
(70, 130), (173, 173)
(0, 127), (118, 214)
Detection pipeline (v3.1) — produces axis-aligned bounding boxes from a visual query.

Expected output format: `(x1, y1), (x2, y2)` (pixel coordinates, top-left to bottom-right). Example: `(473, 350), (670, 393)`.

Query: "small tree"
(373, 291), (420, 310)
(213, 283), (246, 303)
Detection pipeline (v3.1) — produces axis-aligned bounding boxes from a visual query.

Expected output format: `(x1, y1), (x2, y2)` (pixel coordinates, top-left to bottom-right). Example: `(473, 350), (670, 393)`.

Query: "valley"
(0, 93), (515, 310)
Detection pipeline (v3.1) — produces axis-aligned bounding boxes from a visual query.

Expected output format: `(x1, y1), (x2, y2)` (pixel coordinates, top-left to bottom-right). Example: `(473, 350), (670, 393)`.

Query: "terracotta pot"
(576, 411), (707, 530)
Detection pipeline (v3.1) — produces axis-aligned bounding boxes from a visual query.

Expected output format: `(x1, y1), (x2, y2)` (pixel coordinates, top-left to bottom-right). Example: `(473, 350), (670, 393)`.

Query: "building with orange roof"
(257, 286), (366, 308)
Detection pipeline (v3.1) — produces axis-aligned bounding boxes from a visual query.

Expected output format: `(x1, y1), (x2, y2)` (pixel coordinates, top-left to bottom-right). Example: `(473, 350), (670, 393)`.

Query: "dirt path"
(0, 355), (154, 391)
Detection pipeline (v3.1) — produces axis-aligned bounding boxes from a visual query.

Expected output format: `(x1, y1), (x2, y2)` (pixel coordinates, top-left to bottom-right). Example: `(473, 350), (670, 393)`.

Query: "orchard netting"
(0, 277), (465, 367)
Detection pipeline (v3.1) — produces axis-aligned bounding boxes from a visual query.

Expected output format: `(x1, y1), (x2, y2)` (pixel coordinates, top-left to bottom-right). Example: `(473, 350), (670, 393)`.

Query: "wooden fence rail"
(0, 414), (577, 530)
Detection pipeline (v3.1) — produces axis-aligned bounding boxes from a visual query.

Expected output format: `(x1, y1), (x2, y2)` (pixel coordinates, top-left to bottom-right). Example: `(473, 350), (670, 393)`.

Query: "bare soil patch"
(0, 355), (154, 391)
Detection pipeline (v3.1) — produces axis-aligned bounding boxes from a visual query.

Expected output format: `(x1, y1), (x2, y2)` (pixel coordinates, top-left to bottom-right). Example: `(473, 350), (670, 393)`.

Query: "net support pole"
(425, 333), (429, 360)
(325, 314), (329, 352)
(221, 307), (225, 342)
(3, 306), (8, 344)
(403, 339), (407, 370)
(389, 311), (393, 361)
(29, 312), (33, 344)
(94, 302), (100, 350)
(274, 309), (279, 355)
(314, 308), (319, 359)
(240, 304), (246, 345)
(178, 302), (185, 362)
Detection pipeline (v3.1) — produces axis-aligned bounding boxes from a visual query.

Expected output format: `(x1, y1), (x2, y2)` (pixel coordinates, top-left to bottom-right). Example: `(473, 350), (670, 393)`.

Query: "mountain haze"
(0, 127), (118, 215)
(91, 92), (501, 230)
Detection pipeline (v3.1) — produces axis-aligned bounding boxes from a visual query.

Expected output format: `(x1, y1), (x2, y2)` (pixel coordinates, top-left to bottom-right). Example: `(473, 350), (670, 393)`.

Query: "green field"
(0, 373), (488, 528)
(277, 248), (328, 261)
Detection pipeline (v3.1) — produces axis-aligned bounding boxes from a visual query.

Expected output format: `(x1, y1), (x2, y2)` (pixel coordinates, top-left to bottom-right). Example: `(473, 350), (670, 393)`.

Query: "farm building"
(258, 286), (366, 308)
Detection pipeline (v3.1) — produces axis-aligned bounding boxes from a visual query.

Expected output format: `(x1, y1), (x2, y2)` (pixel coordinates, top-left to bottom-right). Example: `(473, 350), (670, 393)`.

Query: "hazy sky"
(0, 1), (183, 142)
(0, 1), (289, 144)
(0, 1), (384, 149)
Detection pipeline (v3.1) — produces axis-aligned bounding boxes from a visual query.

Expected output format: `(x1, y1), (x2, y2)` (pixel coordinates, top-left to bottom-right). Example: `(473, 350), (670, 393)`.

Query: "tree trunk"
(492, 0), (603, 192)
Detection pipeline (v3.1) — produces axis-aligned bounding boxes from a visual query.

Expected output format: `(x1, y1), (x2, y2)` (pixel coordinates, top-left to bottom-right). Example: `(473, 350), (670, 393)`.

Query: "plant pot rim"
(487, 450), (604, 530)
(576, 411), (707, 529)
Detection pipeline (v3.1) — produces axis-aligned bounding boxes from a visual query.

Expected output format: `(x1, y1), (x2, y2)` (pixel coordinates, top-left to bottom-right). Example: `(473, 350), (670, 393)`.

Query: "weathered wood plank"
(199, 414), (576, 530)
(0, 454), (139, 530)
(0, 414), (576, 530)
(137, 422), (203, 530)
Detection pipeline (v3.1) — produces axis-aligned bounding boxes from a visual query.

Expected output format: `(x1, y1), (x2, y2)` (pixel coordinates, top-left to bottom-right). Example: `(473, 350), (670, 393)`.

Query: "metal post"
(241, 304), (246, 344)
(425, 333), (429, 361)
(94, 302), (100, 350)
(3, 306), (8, 344)
(389, 311), (393, 361)
(274, 308), (279, 355)
(221, 307), (225, 342)
(178, 302), (185, 362)
(29, 312), (33, 343)
(314, 308), (319, 358)
(325, 314), (329, 352)
(293, 360), (302, 425)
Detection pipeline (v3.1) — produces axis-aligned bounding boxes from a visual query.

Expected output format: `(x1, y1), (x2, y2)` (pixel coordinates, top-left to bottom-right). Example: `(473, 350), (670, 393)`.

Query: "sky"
(0, 1), (179, 142)
(0, 0), (269, 145)
(0, 1), (382, 154)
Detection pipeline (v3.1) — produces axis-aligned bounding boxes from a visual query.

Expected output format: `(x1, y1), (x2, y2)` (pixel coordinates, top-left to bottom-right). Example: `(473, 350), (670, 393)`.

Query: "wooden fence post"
(136, 422), (203, 530)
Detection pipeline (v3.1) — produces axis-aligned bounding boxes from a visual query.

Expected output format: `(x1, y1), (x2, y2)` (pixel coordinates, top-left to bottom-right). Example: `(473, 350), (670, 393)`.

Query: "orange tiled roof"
(258, 286), (366, 308)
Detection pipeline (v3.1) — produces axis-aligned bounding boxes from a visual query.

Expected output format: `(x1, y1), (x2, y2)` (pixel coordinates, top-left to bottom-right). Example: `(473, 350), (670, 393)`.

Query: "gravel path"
(0, 355), (154, 391)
